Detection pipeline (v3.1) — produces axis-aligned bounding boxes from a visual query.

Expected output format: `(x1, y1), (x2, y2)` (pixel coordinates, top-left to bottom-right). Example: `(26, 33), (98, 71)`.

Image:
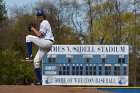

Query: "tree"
(92, 1), (134, 44)
(87, 0), (94, 44)
(0, 0), (6, 27)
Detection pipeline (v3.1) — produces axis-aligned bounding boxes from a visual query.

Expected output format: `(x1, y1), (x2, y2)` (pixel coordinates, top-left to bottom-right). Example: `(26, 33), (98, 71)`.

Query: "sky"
(4, 0), (39, 7)
(4, 0), (83, 16)
(4, 0), (40, 16)
(4, 0), (83, 8)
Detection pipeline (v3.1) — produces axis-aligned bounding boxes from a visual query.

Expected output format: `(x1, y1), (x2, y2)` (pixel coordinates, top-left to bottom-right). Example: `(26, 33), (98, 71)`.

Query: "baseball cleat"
(31, 81), (42, 85)
(21, 55), (33, 62)
(25, 55), (33, 59)
(26, 55), (33, 60)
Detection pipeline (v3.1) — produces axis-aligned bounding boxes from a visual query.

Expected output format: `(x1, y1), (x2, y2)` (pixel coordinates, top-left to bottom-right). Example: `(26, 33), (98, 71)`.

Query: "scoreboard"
(42, 45), (129, 86)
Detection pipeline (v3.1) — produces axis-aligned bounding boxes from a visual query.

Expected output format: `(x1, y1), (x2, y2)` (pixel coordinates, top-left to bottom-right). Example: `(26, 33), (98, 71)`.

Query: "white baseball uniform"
(26, 20), (54, 68)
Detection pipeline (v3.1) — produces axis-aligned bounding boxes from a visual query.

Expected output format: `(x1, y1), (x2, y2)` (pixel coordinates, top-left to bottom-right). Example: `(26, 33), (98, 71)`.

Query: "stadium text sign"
(49, 45), (128, 54)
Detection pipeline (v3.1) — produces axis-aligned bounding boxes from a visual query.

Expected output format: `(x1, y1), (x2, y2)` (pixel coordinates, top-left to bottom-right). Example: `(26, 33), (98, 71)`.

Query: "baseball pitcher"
(26, 10), (54, 85)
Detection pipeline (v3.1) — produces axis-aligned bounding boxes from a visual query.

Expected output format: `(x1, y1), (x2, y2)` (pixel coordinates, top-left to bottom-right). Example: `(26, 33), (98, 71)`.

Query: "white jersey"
(39, 20), (54, 41)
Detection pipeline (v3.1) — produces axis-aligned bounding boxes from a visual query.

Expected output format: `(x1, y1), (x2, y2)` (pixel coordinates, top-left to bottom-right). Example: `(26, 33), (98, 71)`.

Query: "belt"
(48, 39), (53, 42)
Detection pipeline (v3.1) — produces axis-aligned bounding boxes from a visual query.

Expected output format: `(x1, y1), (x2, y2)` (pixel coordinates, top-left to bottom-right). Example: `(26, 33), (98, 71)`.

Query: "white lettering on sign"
(42, 76), (128, 86)
(66, 54), (73, 58)
(45, 71), (57, 75)
(83, 54), (93, 58)
(48, 45), (128, 55)
(45, 66), (56, 70)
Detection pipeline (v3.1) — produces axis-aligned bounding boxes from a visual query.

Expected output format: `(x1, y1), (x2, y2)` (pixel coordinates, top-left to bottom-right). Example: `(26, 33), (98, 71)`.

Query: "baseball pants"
(26, 35), (53, 68)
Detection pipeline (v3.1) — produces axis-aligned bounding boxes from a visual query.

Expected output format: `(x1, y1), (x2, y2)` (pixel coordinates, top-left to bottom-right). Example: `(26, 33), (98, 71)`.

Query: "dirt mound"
(0, 85), (110, 93)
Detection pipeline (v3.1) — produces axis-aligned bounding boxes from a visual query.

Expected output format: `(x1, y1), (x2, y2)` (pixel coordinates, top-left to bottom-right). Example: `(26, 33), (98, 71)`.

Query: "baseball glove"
(28, 23), (36, 31)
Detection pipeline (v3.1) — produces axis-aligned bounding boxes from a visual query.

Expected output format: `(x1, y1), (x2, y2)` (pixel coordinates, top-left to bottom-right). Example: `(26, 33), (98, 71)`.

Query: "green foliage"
(0, 50), (34, 84)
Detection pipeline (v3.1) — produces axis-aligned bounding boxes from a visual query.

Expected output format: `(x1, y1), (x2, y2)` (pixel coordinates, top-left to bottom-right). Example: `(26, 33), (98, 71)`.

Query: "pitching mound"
(0, 85), (111, 93)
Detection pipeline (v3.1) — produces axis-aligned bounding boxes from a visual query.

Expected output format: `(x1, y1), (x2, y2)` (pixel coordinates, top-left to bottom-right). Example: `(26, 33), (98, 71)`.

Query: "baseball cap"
(36, 10), (45, 16)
